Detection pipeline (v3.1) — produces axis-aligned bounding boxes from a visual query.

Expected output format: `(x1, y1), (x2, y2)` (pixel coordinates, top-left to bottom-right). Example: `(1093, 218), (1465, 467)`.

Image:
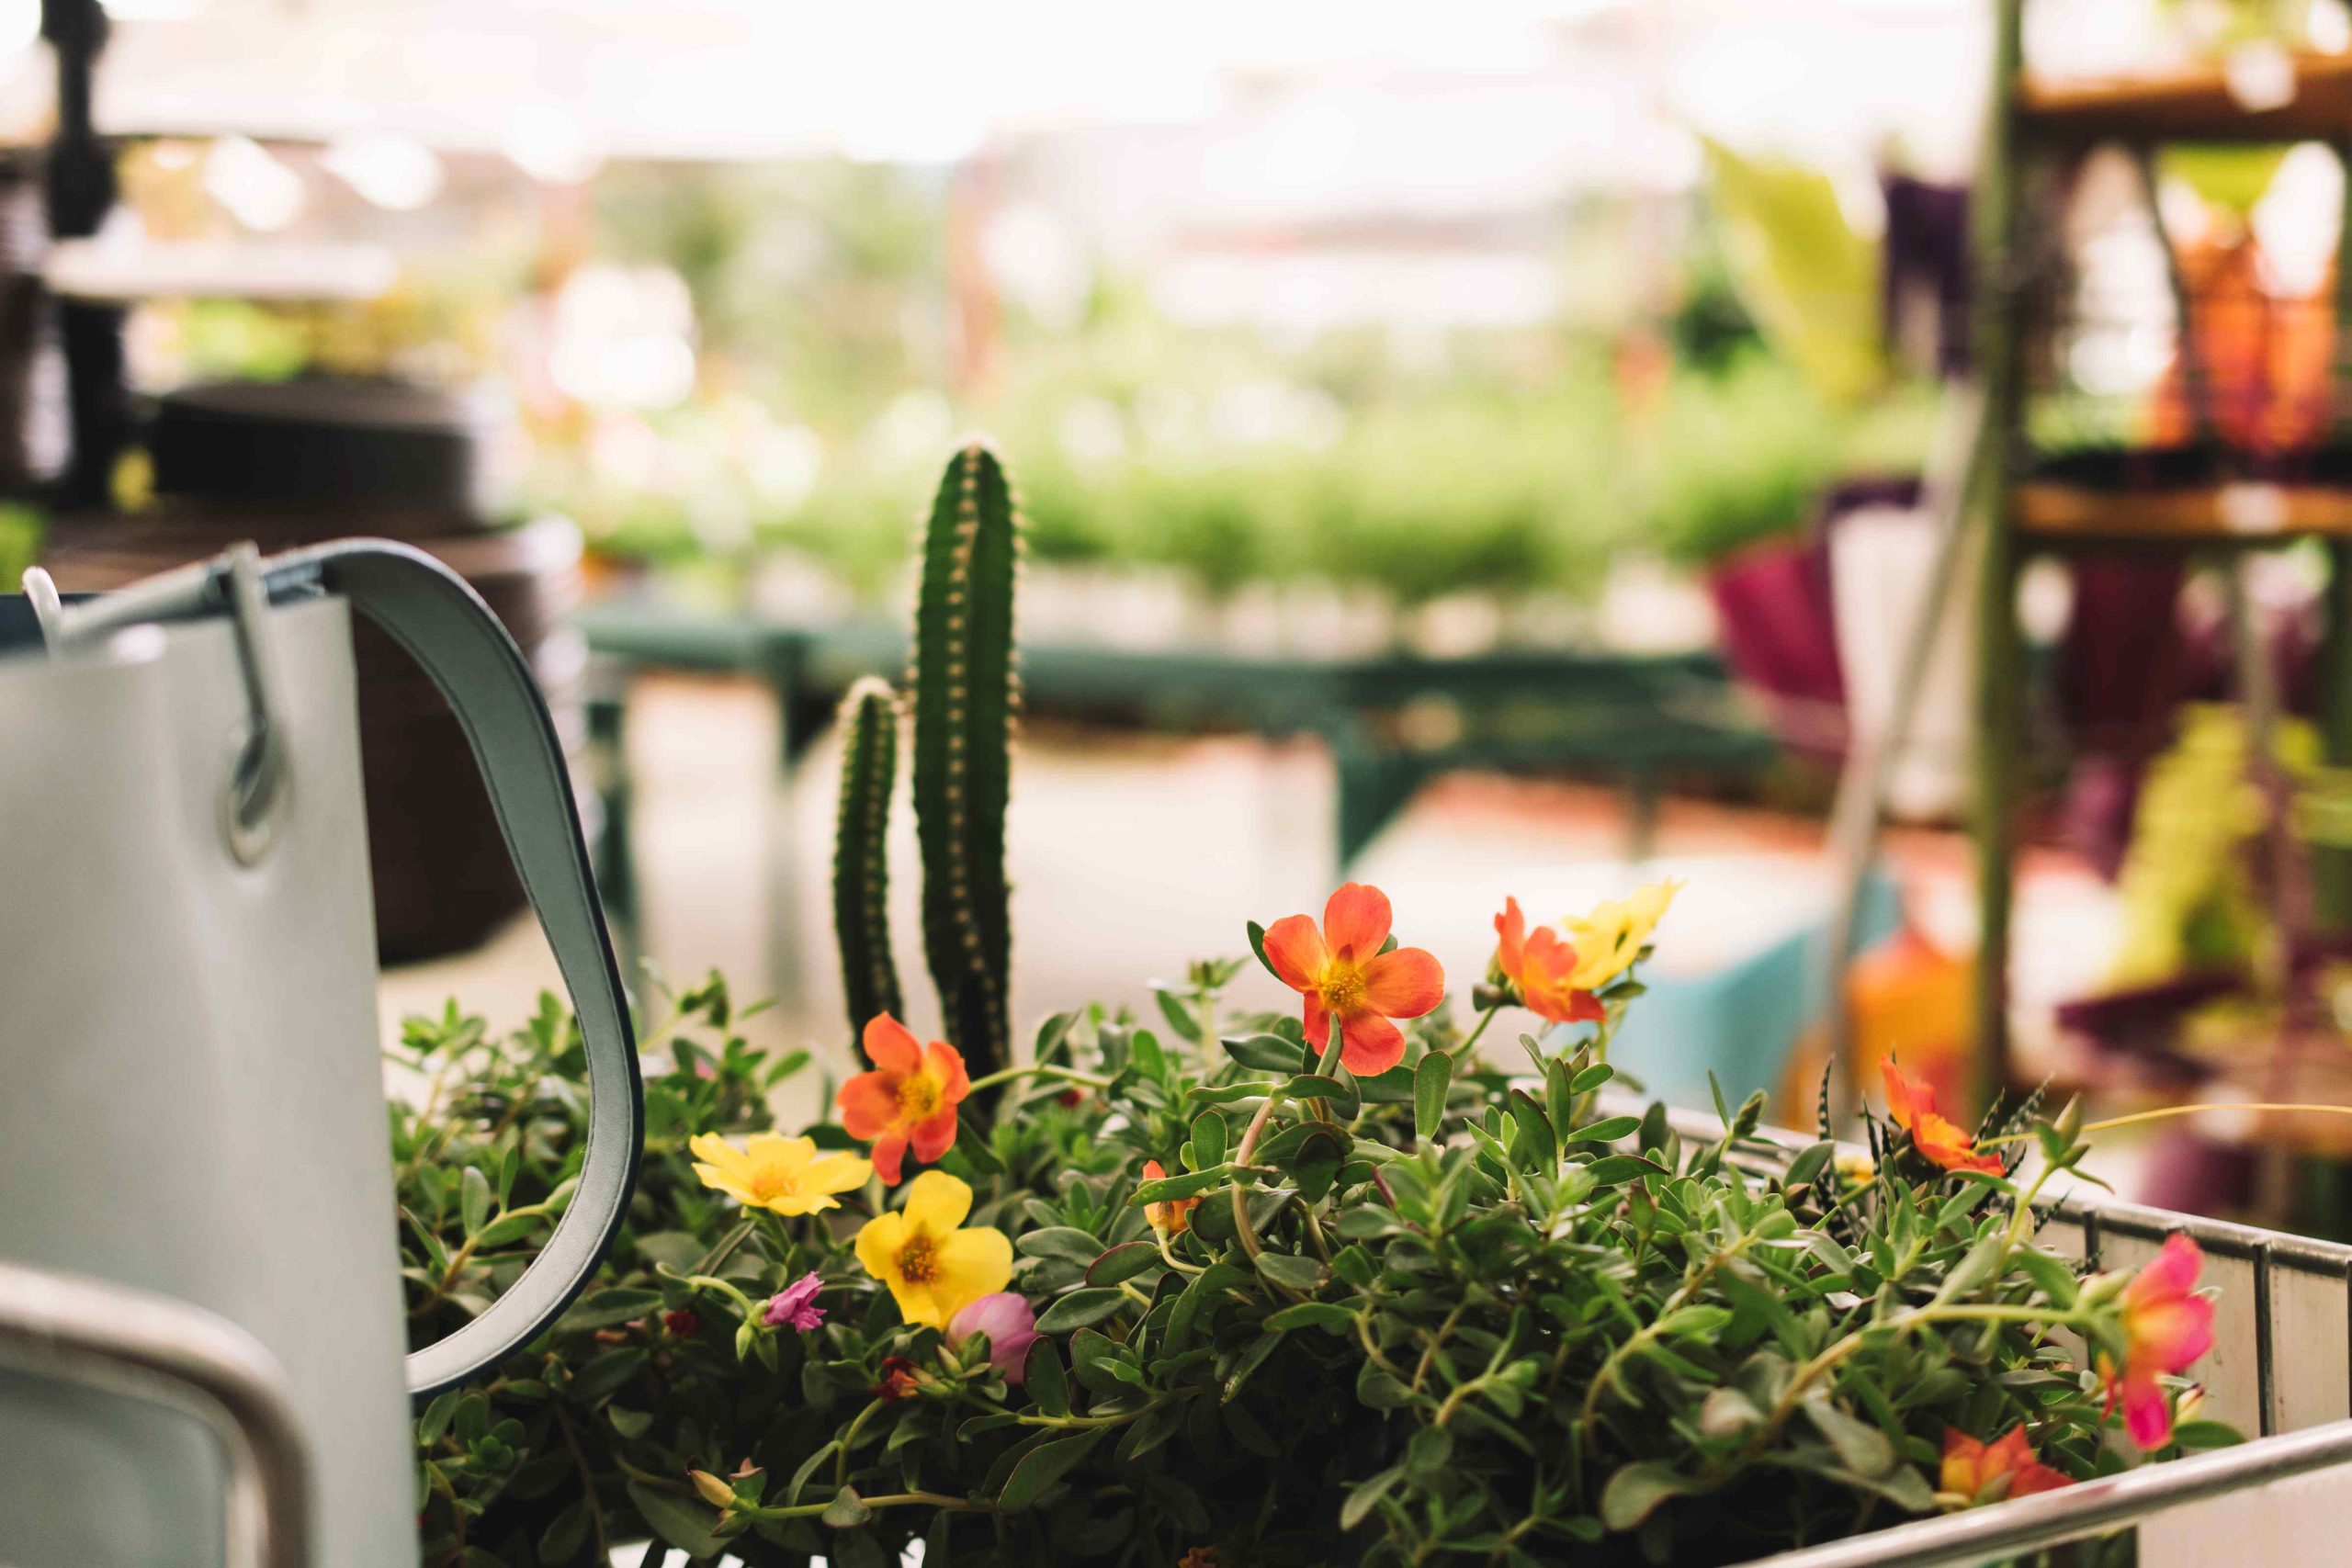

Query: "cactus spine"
(831, 677), (904, 1035)
(910, 439), (1018, 1077)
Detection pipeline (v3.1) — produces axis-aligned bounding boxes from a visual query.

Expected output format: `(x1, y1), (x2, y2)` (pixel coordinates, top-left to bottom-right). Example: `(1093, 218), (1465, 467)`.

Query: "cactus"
(909, 438), (1019, 1077)
(832, 677), (905, 1035)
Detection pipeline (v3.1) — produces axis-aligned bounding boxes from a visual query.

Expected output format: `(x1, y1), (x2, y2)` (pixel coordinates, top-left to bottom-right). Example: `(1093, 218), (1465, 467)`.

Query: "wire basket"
(1633, 1101), (2352, 1566)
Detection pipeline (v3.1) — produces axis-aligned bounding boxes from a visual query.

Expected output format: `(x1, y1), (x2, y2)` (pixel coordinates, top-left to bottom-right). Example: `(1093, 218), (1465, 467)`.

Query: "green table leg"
(583, 662), (640, 988)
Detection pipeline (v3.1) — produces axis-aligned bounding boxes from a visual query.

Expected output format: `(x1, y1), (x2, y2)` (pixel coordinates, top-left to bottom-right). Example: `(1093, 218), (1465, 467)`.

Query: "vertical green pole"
(1970, 0), (2029, 1115)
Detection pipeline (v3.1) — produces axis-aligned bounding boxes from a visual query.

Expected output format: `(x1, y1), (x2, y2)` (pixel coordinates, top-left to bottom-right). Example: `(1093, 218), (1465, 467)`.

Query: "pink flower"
(2100, 1234), (2217, 1449)
(947, 1292), (1039, 1384)
(762, 1271), (827, 1332)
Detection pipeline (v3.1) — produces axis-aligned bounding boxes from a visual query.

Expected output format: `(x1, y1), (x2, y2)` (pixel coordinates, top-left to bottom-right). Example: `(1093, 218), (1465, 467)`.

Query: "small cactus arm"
(832, 676), (905, 1036)
(910, 438), (1018, 1077)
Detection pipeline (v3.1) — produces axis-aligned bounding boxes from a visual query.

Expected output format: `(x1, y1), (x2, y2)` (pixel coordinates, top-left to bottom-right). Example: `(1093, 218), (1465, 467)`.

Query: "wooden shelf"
(2019, 51), (2352, 142)
(2014, 479), (2352, 541)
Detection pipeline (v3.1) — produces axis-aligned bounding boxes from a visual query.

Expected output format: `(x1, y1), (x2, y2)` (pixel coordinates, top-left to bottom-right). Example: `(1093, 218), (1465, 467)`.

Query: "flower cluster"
(403, 886), (2232, 1568)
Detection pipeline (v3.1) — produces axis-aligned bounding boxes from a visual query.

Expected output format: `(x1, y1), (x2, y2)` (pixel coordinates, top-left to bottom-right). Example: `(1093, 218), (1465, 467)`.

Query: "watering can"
(0, 539), (644, 1566)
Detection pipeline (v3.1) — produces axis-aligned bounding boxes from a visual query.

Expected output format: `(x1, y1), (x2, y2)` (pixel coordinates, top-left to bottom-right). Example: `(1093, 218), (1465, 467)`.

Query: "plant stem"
(835, 1396), (887, 1489)
(964, 1063), (1114, 1095)
(1450, 1004), (1504, 1059)
(1016, 1393), (1187, 1428)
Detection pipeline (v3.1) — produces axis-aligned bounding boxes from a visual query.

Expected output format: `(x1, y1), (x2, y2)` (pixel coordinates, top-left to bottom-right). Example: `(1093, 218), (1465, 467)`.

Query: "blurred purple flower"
(762, 1271), (826, 1332)
(947, 1292), (1038, 1384)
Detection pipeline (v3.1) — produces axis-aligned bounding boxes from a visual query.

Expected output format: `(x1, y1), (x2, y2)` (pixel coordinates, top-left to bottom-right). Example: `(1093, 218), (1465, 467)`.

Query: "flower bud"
(689, 1470), (737, 1509)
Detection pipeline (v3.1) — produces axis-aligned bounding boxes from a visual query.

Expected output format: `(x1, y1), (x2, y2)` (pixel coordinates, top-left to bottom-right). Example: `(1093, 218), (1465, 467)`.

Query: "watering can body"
(0, 542), (642, 1566)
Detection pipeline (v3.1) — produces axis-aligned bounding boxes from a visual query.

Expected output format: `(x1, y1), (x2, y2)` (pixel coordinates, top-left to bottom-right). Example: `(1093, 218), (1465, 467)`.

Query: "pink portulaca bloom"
(947, 1292), (1039, 1385)
(762, 1271), (827, 1332)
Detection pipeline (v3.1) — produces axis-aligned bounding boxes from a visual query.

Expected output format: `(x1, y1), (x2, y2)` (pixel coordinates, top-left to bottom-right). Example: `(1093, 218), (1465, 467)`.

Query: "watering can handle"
(296, 541), (646, 1396)
(28, 537), (645, 1397)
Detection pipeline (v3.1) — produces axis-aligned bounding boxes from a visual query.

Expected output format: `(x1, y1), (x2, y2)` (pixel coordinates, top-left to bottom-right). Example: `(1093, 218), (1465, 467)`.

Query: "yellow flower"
(690, 1133), (871, 1217)
(854, 1171), (1013, 1330)
(1562, 880), (1681, 991)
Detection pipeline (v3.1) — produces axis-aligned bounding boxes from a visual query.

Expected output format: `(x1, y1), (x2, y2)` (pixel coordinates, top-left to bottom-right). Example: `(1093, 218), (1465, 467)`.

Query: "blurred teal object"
(1547, 867), (1902, 1113)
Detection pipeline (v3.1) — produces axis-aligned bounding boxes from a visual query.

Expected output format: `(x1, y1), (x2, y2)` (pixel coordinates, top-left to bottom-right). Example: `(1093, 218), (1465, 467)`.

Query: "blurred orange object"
(1775, 921), (1976, 1131)
(2150, 234), (2336, 454)
(1849, 923), (1975, 1122)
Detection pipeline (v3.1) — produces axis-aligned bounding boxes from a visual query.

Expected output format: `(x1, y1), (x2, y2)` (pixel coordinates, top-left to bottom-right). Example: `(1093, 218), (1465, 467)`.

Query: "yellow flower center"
(896, 1233), (938, 1284)
(898, 1074), (942, 1120)
(1317, 962), (1367, 1013)
(747, 1167), (798, 1203)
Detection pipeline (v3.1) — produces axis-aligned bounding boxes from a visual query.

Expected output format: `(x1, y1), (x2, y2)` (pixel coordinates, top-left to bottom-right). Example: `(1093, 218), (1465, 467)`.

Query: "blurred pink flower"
(762, 1271), (827, 1332)
(947, 1292), (1038, 1384)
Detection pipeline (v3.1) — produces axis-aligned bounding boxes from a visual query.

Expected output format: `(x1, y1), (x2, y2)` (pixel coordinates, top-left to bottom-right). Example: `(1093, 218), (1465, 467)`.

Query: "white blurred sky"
(0, 0), (1995, 181)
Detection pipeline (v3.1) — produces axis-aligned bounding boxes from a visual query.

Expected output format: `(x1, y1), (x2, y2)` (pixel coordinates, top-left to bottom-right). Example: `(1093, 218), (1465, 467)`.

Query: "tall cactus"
(831, 677), (904, 1035)
(910, 438), (1019, 1077)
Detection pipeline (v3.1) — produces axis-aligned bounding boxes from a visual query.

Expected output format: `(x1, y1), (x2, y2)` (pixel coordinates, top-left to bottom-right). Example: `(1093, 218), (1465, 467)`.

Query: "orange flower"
(2099, 1234), (2217, 1449)
(1261, 883), (1445, 1076)
(837, 1013), (970, 1185)
(1939, 1426), (2073, 1503)
(1141, 1159), (1200, 1235)
(1882, 1059), (2002, 1176)
(1493, 897), (1604, 1026)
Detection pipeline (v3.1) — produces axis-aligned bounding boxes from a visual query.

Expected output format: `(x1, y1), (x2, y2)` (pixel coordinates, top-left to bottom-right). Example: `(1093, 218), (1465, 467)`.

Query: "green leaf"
(1340, 1464), (1404, 1531)
(1134, 1166), (1228, 1204)
(1415, 1052), (1453, 1141)
(1086, 1241), (1162, 1286)
(1035, 1289), (1127, 1334)
(2171, 1419), (2245, 1450)
(562, 1288), (663, 1331)
(1154, 988), (1203, 1043)
(1702, 135), (1882, 405)
(1246, 920), (1278, 982)
(1354, 1065), (1417, 1103)
(1254, 1252), (1324, 1292)
(1191, 1110), (1228, 1168)
(416, 1391), (459, 1446)
(1585, 1154), (1668, 1186)
(626, 1482), (726, 1560)
(1023, 1339), (1069, 1417)
(1266, 1301), (1355, 1334)
(1569, 1114), (1642, 1144)
(460, 1166), (492, 1235)
(1802, 1396), (1894, 1478)
(1222, 1032), (1306, 1073)
(998, 1432), (1102, 1512)
(1280, 1074), (1359, 1117)
(1017, 1226), (1103, 1263)
(820, 1486), (873, 1529)
(536, 1498), (590, 1563)
(1784, 1140), (1837, 1189)
(1508, 1089), (1556, 1170)
(1404, 1424), (1453, 1480)
(1600, 1460), (1704, 1531)
(1570, 1062), (1615, 1094)
(475, 1209), (545, 1248)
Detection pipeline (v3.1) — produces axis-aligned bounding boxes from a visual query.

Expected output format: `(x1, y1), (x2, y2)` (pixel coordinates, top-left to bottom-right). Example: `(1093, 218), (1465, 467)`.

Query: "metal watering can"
(0, 539), (644, 1566)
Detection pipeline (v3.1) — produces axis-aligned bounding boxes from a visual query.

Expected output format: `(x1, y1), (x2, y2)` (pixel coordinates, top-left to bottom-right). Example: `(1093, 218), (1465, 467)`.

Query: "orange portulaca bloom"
(1939, 1426), (2073, 1504)
(837, 1012), (970, 1186)
(1493, 897), (1603, 1026)
(1882, 1059), (2002, 1176)
(2100, 1234), (2217, 1449)
(1261, 883), (1445, 1076)
(1141, 1159), (1200, 1235)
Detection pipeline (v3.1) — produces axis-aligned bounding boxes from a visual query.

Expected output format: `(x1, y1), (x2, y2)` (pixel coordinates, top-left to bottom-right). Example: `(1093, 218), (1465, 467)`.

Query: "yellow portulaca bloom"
(854, 1170), (1012, 1330)
(690, 1133), (871, 1217)
(1562, 880), (1682, 992)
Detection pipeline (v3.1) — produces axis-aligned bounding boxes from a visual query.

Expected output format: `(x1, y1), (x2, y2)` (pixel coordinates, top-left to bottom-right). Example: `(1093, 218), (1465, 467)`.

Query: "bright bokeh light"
(548, 265), (696, 410)
(322, 132), (444, 211)
(203, 136), (304, 231)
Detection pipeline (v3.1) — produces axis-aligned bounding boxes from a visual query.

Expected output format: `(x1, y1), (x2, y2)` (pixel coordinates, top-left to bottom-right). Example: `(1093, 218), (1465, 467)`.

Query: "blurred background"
(18, 0), (2352, 1234)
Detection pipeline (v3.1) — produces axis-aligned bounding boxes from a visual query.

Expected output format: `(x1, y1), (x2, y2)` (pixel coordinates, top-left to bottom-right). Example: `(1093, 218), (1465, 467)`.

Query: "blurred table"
(576, 598), (1781, 996)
